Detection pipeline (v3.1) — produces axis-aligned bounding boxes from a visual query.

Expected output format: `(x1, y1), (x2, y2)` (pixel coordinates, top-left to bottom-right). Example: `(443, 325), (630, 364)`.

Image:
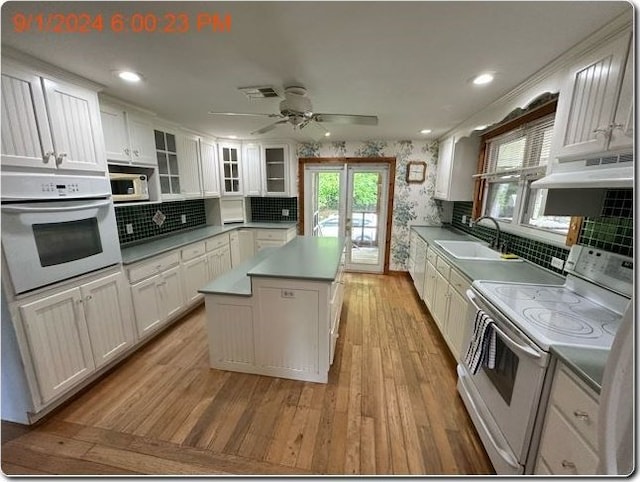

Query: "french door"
(304, 163), (389, 273)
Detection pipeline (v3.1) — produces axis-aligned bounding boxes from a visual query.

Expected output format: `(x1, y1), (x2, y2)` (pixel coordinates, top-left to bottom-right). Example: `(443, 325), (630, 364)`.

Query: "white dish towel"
(464, 309), (497, 375)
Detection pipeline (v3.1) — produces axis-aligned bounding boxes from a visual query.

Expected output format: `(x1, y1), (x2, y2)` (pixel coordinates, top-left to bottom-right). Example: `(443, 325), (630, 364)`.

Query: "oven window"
(483, 338), (519, 405)
(33, 218), (103, 267)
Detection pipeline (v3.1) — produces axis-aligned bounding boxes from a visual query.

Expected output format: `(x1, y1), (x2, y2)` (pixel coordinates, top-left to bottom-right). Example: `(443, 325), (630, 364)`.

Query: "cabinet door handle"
(124, 147), (130, 156)
(573, 410), (590, 421)
(43, 151), (54, 163)
(85, 295), (92, 301)
(56, 153), (67, 165)
(561, 460), (576, 470)
(157, 281), (167, 287)
(610, 123), (625, 131)
(133, 150), (140, 157)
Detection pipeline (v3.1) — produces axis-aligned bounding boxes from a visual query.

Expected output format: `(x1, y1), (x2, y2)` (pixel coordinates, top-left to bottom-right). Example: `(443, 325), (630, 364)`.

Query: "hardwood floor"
(1, 273), (493, 475)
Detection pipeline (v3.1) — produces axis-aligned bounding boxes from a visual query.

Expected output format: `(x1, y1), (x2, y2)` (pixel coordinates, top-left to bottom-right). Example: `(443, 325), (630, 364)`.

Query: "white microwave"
(110, 173), (149, 202)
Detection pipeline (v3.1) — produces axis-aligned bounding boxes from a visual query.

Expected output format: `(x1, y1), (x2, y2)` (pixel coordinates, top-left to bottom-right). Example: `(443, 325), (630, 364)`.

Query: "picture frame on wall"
(406, 161), (426, 184)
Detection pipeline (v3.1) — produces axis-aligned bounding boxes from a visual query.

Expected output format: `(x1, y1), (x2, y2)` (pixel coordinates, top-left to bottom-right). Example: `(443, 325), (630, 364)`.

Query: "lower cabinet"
(229, 229), (255, 267)
(182, 254), (209, 304)
(16, 270), (134, 406)
(535, 363), (600, 475)
(207, 243), (232, 279)
(254, 228), (296, 252)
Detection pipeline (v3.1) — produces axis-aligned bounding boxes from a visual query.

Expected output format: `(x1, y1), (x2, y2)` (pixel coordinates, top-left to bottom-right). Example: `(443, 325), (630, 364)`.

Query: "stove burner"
(494, 286), (581, 304)
(522, 307), (602, 338)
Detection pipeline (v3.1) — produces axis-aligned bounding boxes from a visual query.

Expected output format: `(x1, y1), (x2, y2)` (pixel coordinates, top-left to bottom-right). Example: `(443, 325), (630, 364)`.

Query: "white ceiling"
(1, 1), (630, 142)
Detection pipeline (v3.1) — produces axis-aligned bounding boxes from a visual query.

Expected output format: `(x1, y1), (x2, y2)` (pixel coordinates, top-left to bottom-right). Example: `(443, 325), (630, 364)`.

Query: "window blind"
(478, 114), (555, 180)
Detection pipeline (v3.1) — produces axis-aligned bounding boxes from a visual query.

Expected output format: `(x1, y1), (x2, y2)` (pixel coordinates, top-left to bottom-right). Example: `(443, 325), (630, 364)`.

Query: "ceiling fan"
(208, 85), (378, 135)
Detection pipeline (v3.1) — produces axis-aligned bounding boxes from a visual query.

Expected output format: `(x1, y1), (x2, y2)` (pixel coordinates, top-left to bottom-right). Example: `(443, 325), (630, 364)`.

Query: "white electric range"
(456, 245), (633, 475)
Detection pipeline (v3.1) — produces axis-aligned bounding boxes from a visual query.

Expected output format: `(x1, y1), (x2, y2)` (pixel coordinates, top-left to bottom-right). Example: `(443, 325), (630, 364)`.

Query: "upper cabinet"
(434, 135), (480, 202)
(154, 127), (182, 199)
(219, 142), (242, 195)
(1, 61), (106, 174)
(241, 142), (297, 197)
(200, 137), (221, 198)
(243, 143), (263, 196)
(551, 30), (632, 159)
(100, 102), (157, 166)
(176, 131), (201, 198)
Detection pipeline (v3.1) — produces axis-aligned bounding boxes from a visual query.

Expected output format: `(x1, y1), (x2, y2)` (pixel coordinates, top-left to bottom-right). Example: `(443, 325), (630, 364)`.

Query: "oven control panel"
(1, 172), (110, 200)
(566, 245), (633, 297)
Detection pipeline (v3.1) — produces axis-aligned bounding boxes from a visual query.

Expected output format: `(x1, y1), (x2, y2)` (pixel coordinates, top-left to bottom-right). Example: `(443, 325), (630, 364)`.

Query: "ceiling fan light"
(472, 73), (494, 85)
(117, 70), (142, 82)
(420, 129), (432, 134)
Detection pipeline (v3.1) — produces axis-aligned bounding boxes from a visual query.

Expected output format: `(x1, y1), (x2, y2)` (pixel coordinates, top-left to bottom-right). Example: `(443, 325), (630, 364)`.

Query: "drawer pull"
(561, 460), (576, 470)
(573, 410), (590, 421)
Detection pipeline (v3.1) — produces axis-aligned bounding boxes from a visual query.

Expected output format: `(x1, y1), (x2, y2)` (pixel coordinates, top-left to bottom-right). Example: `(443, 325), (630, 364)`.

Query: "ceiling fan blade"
(251, 119), (289, 135)
(313, 113), (378, 126)
(208, 111), (282, 118)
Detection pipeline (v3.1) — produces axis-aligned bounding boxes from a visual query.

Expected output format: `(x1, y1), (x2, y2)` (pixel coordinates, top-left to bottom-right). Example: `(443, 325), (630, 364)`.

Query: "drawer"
(435, 256), (451, 280)
(206, 233), (230, 251)
(255, 229), (288, 241)
(128, 251), (180, 283)
(539, 405), (598, 474)
(449, 268), (470, 296)
(551, 365), (599, 448)
(426, 247), (437, 265)
(181, 241), (206, 262)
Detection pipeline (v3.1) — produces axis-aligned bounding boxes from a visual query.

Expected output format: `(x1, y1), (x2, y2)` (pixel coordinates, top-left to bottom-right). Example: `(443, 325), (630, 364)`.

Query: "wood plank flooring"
(1, 273), (493, 475)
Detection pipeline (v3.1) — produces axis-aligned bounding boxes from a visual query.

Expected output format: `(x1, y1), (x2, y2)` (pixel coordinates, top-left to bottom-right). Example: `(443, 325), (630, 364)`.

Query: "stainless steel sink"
(433, 240), (523, 262)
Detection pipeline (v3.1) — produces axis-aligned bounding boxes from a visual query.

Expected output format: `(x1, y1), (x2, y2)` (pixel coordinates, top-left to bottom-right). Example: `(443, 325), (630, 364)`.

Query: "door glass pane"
(349, 172), (380, 266)
(166, 133), (176, 152)
(160, 176), (170, 193)
(157, 152), (168, 174)
(168, 154), (179, 175)
(483, 338), (519, 406)
(223, 148), (230, 162)
(231, 164), (238, 178)
(316, 172), (341, 239)
(224, 164), (231, 178)
(154, 130), (165, 150)
(225, 180), (232, 192)
(33, 218), (102, 266)
(171, 176), (180, 193)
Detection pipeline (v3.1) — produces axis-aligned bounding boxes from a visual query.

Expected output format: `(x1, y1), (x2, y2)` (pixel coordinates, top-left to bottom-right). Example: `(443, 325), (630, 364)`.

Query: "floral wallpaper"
(297, 139), (443, 271)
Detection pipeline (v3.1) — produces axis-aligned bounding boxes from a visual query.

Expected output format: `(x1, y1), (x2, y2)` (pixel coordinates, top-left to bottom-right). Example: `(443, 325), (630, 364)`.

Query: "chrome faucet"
(473, 216), (501, 250)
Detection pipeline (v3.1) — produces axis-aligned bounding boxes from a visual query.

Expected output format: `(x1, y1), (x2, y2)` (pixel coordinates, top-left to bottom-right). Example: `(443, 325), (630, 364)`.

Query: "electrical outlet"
(181, 214), (187, 224)
(281, 290), (295, 298)
(282, 209), (289, 217)
(125, 223), (134, 234)
(461, 215), (467, 224)
(551, 257), (565, 270)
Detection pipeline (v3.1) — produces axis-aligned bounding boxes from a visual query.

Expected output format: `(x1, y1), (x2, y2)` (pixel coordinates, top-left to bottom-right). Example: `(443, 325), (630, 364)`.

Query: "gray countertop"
(199, 236), (345, 296)
(550, 345), (609, 394)
(120, 222), (296, 265)
(411, 226), (607, 392)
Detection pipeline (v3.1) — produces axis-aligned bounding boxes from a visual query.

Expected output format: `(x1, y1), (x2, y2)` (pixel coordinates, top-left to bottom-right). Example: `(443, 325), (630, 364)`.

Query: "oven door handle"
(1, 199), (111, 213)
(466, 290), (543, 361)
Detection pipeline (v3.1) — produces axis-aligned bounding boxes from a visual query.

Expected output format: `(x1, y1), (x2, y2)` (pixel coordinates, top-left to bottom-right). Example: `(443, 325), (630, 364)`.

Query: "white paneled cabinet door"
(609, 41), (633, 151)
(243, 143), (263, 196)
(200, 138), (221, 197)
(552, 32), (631, 159)
(42, 78), (105, 173)
(435, 136), (454, 199)
(99, 104), (129, 163)
(1, 64), (55, 170)
(81, 272), (135, 369)
(207, 245), (232, 280)
(19, 287), (95, 404)
(445, 287), (469, 361)
(422, 261), (437, 310)
(127, 114), (157, 166)
(182, 255), (209, 304)
(159, 265), (185, 321)
(431, 270), (449, 332)
(219, 143), (242, 195)
(255, 239), (284, 252)
(177, 133), (202, 197)
(131, 276), (163, 338)
(263, 144), (288, 195)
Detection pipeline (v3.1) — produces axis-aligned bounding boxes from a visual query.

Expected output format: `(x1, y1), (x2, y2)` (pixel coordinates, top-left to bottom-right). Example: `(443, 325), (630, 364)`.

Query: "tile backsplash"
(451, 190), (633, 274)
(115, 199), (206, 245)
(250, 197), (298, 222)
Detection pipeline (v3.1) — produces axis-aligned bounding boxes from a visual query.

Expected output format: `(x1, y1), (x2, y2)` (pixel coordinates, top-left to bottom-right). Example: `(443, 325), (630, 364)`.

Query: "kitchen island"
(199, 236), (346, 383)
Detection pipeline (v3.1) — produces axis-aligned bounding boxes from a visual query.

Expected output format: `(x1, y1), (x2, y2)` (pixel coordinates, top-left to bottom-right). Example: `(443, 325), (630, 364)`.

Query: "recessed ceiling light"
(228, 135), (238, 139)
(324, 132), (331, 137)
(420, 129), (432, 134)
(472, 73), (494, 85)
(474, 125), (488, 131)
(117, 71), (142, 82)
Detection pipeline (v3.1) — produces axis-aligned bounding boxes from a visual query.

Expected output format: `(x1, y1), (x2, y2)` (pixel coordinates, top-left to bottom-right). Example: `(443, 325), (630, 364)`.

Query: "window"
(480, 114), (571, 235)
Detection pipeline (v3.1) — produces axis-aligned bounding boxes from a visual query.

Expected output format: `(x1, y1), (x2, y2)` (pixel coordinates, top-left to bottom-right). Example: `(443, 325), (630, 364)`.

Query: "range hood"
(531, 152), (633, 189)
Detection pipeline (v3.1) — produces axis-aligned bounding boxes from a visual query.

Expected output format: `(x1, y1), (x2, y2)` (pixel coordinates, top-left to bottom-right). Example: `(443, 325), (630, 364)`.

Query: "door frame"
(298, 157), (396, 274)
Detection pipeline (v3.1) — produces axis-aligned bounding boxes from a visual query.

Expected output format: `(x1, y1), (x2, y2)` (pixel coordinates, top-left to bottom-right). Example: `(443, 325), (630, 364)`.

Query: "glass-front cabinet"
(263, 144), (288, 195)
(155, 129), (180, 196)
(219, 142), (242, 195)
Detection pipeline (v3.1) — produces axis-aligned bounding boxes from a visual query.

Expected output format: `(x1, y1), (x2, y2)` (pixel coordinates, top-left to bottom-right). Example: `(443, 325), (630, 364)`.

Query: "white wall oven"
(1, 173), (122, 295)
(457, 246), (632, 474)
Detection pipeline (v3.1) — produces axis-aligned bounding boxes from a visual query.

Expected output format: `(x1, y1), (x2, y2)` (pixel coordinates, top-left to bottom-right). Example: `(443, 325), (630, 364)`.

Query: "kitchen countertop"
(120, 222), (297, 265)
(550, 345), (609, 394)
(199, 236), (345, 296)
(411, 225), (608, 393)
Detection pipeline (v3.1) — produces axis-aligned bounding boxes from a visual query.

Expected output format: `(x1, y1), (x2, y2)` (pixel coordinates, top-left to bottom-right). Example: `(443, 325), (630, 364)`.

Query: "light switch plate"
(282, 209), (289, 217)
(551, 257), (565, 270)
(181, 214), (187, 224)
(461, 215), (467, 224)
(126, 223), (134, 234)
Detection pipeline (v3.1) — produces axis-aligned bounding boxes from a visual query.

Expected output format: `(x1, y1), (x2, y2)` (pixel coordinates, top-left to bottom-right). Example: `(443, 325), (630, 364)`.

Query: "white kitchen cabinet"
(408, 230), (418, 277)
(445, 286), (468, 361)
(155, 128), (182, 199)
(434, 135), (480, 202)
(535, 363), (600, 475)
(262, 143), (290, 196)
(131, 275), (163, 337)
(219, 142), (242, 195)
(413, 236), (427, 299)
(243, 143), (263, 196)
(1, 61), (105, 174)
(207, 241), (232, 281)
(552, 30), (632, 159)
(80, 272), (135, 369)
(160, 265), (186, 320)
(422, 260), (437, 311)
(18, 287), (95, 405)
(177, 131), (202, 198)
(608, 40), (633, 151)
(431, 270), (449, 332)
(100, 102), (156, 166)
(200, 137), (221, 197)
(254, 228), (296, 252)
(230, 229), (255, 267)
(182, 255), (209, 304)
